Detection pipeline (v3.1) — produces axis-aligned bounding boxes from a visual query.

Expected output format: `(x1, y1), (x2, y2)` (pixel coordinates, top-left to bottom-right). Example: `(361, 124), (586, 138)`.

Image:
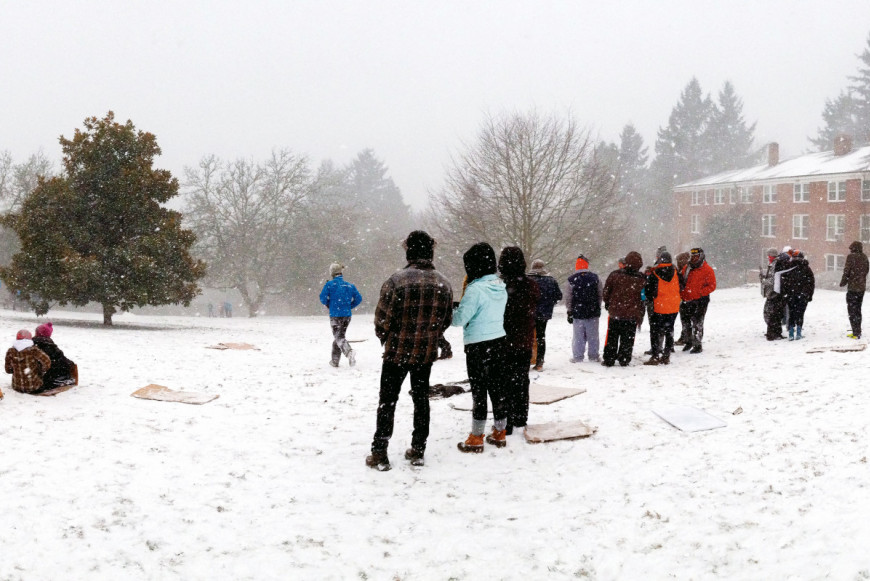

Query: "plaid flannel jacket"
(5, 345), (52, 394)
(375, 260), (453, 366)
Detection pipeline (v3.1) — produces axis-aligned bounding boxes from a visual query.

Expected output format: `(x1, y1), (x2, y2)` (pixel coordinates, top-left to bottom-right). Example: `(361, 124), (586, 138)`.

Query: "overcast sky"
(1, 1), (868, 209)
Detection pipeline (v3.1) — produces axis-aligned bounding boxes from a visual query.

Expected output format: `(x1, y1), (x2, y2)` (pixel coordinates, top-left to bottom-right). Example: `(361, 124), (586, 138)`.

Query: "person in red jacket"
(679, 248), (717, 353)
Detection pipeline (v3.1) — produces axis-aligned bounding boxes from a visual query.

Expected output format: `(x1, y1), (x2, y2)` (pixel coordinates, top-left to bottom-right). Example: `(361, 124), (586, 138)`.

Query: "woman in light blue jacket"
(452, 242), (509, 453)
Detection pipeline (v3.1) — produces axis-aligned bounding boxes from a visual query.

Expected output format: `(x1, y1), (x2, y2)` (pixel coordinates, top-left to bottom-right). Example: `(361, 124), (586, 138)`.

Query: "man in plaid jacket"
(366, 230), (453, 471)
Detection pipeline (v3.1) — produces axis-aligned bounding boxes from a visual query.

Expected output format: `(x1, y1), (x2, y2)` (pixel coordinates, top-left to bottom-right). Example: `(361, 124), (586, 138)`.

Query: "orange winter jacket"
(646, 263), (681, 314)
(680, 260), (717, 302)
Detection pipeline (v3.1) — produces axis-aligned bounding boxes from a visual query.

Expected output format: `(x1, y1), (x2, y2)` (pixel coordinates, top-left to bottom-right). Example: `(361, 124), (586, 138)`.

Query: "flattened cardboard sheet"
(524, 420), (597, 443)
(131, 384), (219, 405)
(652, 405), (726, 432)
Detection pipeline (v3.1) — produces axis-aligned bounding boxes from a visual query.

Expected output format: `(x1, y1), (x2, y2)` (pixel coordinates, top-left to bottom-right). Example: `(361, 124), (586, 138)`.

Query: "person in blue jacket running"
(319, 263), (363, 367)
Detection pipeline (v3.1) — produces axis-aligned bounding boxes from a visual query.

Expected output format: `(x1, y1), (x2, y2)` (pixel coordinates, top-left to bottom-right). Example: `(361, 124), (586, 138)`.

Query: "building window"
(738, 186), (752, 203)
(762, 184), (777, 203)
(691, 214), (700, 234)
(828, 181), (847, 202)
(826, 254), (846, 271)
(863, 179), (870, 201)
(862, 215), (870, 243)
(793, 214), (809, 240)
(761, 214), (776, 237)
(691, 191), (701, 206)
(713, 189), (725, 205)
(826, 214), (846, 241)
(728, 188), (736, 204)
(793, 183), (810, 203)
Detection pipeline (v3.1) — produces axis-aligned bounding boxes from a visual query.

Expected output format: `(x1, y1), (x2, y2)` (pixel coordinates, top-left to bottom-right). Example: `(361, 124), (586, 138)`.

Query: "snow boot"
(533, 364), (543, 372)
(788, 327), (794, 341)
(329, 360), (339, 368)
(457, 433), (484, 453)
(796, 326), (803, 340)
(404, 448), (424, 467)
(690, 345), (702, 354)
(365, 451), (391, 471)
(485, 428), (507, 448)
(659, 355), (670, 365)
(348, 350), (356, 367)
(682, 343), (692, 352)
(643, 356), (660, 366)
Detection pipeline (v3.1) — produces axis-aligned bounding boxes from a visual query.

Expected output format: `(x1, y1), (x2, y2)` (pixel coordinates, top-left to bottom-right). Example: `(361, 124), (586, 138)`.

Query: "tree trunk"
(102, 303), (115, 326)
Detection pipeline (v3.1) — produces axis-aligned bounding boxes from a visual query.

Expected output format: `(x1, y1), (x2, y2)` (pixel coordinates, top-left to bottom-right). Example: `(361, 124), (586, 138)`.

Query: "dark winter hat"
(498, 246), (527, 278)
(463, 242), (497, 282)
(329, 263), (344, 278)
(659, 251), (672, 264)
(530, 259), (546, 270)
(766, 247), (778, 258)
(35, 322), (53, 338)
(404, 230), (436, 261)
(624, 251), (643, 271)
(690, 247), (705, 264)
(16, 329), (31, 340)
(656, 246), (668, 259)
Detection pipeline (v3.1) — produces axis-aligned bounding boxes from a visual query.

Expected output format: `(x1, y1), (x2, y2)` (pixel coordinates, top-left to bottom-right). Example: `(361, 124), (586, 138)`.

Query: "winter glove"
(452, 301), (460, 309)
(567, 315), (573, 324)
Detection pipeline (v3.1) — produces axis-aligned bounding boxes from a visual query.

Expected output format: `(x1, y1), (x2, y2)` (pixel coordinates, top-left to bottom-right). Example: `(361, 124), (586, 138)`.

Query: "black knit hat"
(463, 242), (497, 282)
(404, 230), (435, 261)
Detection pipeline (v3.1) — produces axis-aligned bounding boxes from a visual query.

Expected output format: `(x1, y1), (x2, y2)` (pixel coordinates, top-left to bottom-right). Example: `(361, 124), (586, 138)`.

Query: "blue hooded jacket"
(319, 275), (363, 317)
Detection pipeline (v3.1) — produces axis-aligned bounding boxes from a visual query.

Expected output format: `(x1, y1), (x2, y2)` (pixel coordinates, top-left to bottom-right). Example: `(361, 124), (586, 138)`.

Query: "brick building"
(674, 137), (870, 284)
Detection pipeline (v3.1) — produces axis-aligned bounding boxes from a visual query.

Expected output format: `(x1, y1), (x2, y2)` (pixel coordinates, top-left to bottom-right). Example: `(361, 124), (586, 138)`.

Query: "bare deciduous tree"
(184, 150), (312, 316)
(428, 111), (627, 280)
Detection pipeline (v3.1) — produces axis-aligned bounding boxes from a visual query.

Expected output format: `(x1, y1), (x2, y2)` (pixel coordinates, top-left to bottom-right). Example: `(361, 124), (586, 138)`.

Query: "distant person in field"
(642, 251), (680, 365)
(5, 329), (52, 394)
(527, 258), (562, 372)
(367, 231), (453, 471)
(780, 250), (815, 341)
(840, 240), (869, 339)
(319, 263), (363, 367)
(679, 247), (717, 353)
(564, 254), (603, 363)
(601, 252), (646, 367)
(32, 322), (77, 388)
(760, 247), (786, 341)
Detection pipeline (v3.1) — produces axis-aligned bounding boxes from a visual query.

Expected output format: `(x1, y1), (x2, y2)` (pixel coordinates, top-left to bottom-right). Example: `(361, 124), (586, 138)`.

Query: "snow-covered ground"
(1, 286), (869, 580)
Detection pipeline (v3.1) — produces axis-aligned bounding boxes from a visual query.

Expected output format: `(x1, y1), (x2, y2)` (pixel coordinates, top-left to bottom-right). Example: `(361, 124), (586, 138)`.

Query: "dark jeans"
(465, 338), (507, 423)
(677, 302), (690, 342)
(371, 360), (432, 454)
(603, 318), (637, 365)
(683, 296), (710, 347)
(649, 312), (678, 357)
(786, 297), (809, 329)
(847, 291), (865, 336)
(504, 347), (532, 429)
(764, 296), (786, 338)
(330, 316), (351, 363)
(534, 319), (549, 365)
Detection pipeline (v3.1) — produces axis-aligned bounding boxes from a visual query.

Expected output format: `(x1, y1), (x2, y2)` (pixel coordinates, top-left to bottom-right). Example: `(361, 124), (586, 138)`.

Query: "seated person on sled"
(5, 329), (52, 394)
(32, 322), (78, 388)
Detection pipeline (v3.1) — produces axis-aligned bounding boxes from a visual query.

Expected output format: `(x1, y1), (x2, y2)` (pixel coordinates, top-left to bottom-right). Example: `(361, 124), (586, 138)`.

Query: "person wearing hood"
(319, 262), (363, 367)
(780, 251), (815, 340)
(498, 247), (540, 435)
(32, 322), (77, 388)
(564, 254), (603, 363)
(642, 252), (681, 365)
(366, 231), (454, 471)
(680, 248), (717, 353)
(601, 251), (646, 367)
(760, 247), (787, 340)
(452, 242), (509, 453)
(5, 329), (51, 394)
(840, 240), (869, 339)
(527, 259), (562, 371)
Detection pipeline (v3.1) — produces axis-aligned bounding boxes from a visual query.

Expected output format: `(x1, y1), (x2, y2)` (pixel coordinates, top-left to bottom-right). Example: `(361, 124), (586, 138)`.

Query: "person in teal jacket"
(452, 242), (509, 453)
(319, 263), (363, 367)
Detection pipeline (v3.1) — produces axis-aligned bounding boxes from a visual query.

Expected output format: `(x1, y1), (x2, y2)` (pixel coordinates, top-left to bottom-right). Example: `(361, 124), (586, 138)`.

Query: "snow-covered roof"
(675, 144), (870, 190)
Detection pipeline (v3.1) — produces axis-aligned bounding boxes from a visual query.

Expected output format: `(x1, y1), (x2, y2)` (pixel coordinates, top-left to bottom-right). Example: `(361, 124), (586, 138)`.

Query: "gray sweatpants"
(572, 317), (600, 361)
(330, 316), (352, 363)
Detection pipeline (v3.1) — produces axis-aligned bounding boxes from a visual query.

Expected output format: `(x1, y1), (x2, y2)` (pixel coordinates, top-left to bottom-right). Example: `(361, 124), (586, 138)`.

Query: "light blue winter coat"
(451, 274), (507, 345)
(319, 275), (363, 317)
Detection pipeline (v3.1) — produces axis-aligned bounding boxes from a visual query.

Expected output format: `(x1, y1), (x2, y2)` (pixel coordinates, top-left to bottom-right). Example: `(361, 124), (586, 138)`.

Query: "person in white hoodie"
(4, 329), (52, 394)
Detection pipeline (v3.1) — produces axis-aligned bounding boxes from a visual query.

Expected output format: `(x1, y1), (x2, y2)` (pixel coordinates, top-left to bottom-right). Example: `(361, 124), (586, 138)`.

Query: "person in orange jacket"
(679, 248), (717, 353)
(642, 252), (681, 365)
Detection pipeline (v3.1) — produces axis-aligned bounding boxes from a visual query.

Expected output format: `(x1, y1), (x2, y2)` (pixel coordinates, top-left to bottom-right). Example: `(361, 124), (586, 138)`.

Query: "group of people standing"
(321, 230), (720, 471)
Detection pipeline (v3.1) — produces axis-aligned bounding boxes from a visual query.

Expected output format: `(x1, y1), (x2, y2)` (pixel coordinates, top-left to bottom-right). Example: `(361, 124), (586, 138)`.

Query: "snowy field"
(1, 286), (870, 580)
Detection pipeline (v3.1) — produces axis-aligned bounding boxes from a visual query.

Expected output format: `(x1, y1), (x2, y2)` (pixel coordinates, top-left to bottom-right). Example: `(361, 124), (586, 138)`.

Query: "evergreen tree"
(0, 112), (205, 324)
(617, 123), (649, 211)
(812, 32), (870, 149)
(708, 81), (756, 173)
(851, 33), (870, 144)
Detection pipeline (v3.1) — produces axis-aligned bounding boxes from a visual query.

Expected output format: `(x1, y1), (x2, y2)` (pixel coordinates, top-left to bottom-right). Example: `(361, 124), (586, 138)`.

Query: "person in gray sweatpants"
(563, 255), (603, 362)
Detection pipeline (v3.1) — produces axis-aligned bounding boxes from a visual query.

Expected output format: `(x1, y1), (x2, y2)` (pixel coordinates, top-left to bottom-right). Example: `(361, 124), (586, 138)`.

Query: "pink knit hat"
(35, 322), (53, 338)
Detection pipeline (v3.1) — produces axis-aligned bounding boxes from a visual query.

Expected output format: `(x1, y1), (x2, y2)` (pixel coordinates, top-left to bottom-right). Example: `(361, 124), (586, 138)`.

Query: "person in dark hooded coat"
(601, 251), (646, 366)
(780, 251), (815, 340)
(498, 247), (540, 435)
(840, 240), (869, 339)
(642, 252), (680, 365)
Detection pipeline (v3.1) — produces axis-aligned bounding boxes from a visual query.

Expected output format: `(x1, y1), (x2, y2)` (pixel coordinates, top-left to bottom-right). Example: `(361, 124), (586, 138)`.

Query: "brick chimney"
(834, 134), (853, 156)
(767, 142), (779, 166)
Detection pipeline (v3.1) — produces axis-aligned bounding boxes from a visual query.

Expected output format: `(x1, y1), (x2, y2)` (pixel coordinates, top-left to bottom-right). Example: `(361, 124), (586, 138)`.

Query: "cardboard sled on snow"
(131, 384), (219, 405)
(36, 364), (79, 397)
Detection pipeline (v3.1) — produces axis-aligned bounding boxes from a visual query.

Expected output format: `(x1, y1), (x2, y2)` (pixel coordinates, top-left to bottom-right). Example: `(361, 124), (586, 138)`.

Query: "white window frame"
(762, 184), (777, 203)
(728, 188), (736, 204)
(828, 181), (847, 202)
(861, 215), (870, 244)
(793, 183), (810, 203)
(826, 214), (846, 241)
(691, 191), (701, 206)
(792, 214), (809, 240)
(826, 253), (846, 272)
(738, 186), (752, 204)
(691, 214), (700, 234)
(863, 179), (870, 202)
(713, 189), (725, 205)
(761, 214), (776, 237)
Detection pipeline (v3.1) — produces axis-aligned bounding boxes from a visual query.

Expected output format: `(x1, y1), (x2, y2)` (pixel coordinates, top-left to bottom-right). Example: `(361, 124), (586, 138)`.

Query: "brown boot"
(485, 428), (507, 448)
(457, 433), (484, 453)
(365, 451), (391, 471)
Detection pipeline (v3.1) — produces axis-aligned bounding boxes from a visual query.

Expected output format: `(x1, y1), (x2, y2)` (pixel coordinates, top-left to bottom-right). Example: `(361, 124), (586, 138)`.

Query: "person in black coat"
(527, 259), (562, 371)
(32, 322), (77, 388)
(780, 252), (815, 341)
